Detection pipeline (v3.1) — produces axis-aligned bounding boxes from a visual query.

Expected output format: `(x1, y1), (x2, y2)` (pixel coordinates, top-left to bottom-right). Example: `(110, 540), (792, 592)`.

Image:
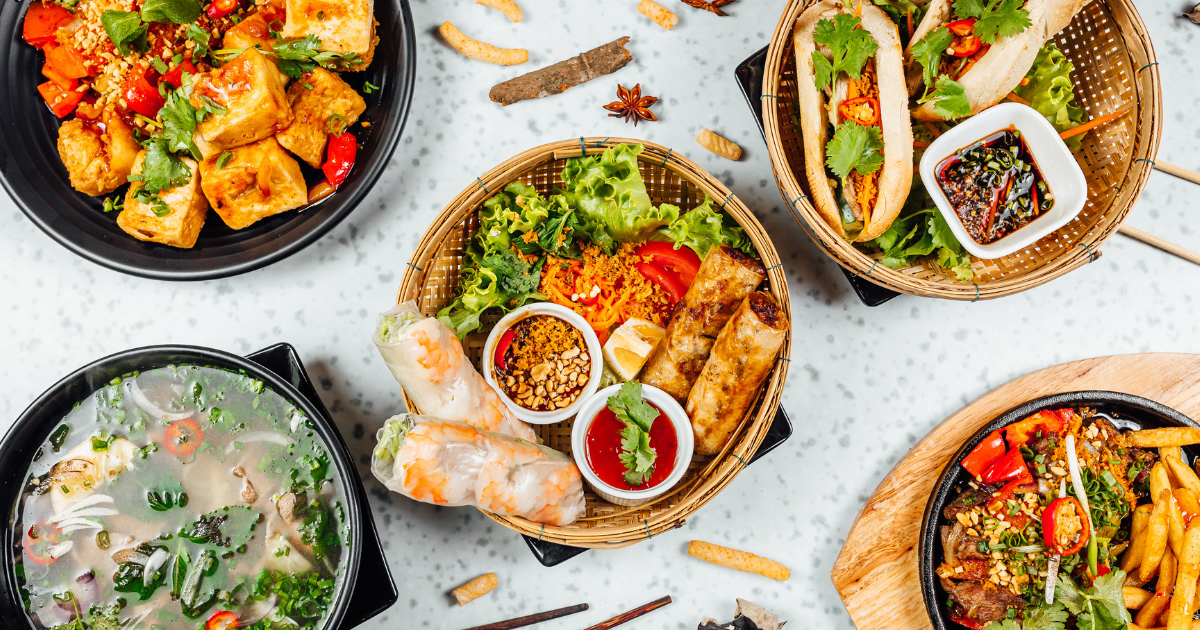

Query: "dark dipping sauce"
(585, 404), (678, 491)
(936, 128), (1054, 245)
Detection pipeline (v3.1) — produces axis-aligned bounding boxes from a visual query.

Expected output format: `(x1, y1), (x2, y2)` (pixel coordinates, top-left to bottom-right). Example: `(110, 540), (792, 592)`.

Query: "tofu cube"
(282, 0), (376, 66)
(276, 67), (366, 167)
(117, 152), (208, 248)
(198, 136), (308, 230)
(221, 0), (284, 51)
(191, 48), (293, 158)
(56, 108), (141, 196)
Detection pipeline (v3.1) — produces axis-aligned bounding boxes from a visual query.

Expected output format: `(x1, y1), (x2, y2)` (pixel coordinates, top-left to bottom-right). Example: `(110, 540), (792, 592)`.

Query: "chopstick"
(1118, 225), (1200, 266)
(582, 596), (673, 630)
(462, 603), (589, 630)
(1152, 160), (1200, 187)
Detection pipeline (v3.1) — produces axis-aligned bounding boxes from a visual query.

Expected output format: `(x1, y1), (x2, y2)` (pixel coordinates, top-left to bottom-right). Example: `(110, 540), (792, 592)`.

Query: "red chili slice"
(946, 19), (983, 57)
(205, 611), (238, 630)
(1043, 496), (1089, 556)
(837, 96), (880, 127)
(165, 418), (204, 457)
(494, 328), (516, 370)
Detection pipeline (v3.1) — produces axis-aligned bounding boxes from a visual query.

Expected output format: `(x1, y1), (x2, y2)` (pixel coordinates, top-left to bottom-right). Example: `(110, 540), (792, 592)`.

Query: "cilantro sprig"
(917, 75), (972, 120)
(810, 14), (878, 91)
(213, 35), (364, 80)
(607, 381), (660, 487)
(953, 0), (1031, 45)
(101, 0), (201, 55)
(129, 138), (192, 216)
(825, 122), (884, 180)
(909, 25), (954, 94)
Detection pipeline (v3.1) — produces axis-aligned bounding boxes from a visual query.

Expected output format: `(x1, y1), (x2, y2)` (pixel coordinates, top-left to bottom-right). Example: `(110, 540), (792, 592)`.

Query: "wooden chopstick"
(462, 603), (589, 630)
(1153, 160), (1200, 187)
(582, 596), (673, 630)
(1118, 225), (1200, 266)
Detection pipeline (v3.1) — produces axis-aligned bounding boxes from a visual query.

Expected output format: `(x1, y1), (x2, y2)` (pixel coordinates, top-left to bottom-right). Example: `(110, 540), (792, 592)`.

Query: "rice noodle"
(224, 431), (290, 454)
(125, 380), (193, 422)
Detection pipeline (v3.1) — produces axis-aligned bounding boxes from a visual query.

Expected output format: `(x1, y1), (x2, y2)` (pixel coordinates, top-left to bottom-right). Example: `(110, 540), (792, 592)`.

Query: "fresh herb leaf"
(100, 10), (148, 55)
(909, 26), (953, 93)
(918, 75), (972, 120)
(607, 381), (659, 487)
(149, 56), (169, 74)
(825, 122), (884, 180)
(1056, 571), (1131, 630)
(299, 500), (340, 562)
(158, 80), (206, 160)
(131, 138), (192, 214)
(140, 0), (201, 25)
(272, 35), (363, 80)
(181, 506), (260, 548)
(864, 180), (973, 280)
(953, 0), (1030, 45)
(810, 14), (879, 91)
(481, 249), (540, 295)
(185, 23), (210, 58)
(113, 543), (168, 600)
(101, 196), (124, 213)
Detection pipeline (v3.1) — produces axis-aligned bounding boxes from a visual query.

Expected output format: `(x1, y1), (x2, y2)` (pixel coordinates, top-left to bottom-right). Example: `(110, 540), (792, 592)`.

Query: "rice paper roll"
(373, 302), (537, 442)
(686, 292), (788, 455)
(371, 414), (585, 526)
(642, 246), (766, 403)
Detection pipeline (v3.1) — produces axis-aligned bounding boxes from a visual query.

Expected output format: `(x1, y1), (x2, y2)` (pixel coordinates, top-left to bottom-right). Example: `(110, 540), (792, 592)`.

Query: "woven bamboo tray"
(762, 0), (1162, 300)
(395, 138), (792, 548)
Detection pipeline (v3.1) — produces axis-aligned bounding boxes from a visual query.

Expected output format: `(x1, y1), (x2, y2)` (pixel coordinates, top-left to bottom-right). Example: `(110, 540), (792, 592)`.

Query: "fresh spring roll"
(642, 246), (766, 404)
(373, 302), (537, 442)
(371, 414), (586, 526)
(687, 292), (788, 455)
(794, 0), (913, 242)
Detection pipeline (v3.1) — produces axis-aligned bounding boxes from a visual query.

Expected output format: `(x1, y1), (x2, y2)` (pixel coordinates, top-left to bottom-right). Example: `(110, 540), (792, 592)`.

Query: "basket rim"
(394, 137), (792, 548)
(760, 0), (1163, 300)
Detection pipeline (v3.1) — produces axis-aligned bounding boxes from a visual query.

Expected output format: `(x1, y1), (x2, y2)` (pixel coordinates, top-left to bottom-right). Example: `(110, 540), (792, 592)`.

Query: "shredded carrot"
(1020, 78), (1030, 86)
(1005, 92), (1030, 106)
(1059, 108), (1131, 140)
(539, 243), (672, 339)
(914, 140), (931, 148)
(923, 121), (942, 138)
(906, 8), (913, 39)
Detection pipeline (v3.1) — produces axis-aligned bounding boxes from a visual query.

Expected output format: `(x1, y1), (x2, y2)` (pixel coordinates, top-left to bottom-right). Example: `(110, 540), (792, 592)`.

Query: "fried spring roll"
(642, 246), (766, 403)
(687, 292), (788, 455)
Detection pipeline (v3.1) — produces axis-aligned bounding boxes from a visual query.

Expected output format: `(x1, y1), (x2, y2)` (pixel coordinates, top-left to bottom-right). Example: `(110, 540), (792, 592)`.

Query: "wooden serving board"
(831, 353), (1200, 630)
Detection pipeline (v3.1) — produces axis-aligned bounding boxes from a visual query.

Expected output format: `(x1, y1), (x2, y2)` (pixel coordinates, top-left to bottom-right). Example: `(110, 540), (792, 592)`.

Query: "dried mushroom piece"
(1188, 4), (1200, 24)
(697, 599), (785, 630)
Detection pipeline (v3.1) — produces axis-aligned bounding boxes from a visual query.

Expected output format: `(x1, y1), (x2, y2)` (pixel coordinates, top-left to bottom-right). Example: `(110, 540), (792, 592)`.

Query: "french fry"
(637, 0), (678, 30)
(687, 540), (790, 581)
(1129, 428), (1200, 448)
(452, 572), (498, 606)
(1137, 549), (1176, 627)
(1171, 495), (1187, 559)
(1177, 489), (1200, 525)
(1153, 463), (1173, 502)
(1125, 505), (1156, 573)
(477, 0), (523, 22)
(1164, 446), (1184, 487)
(1168, 525), (1200, 630)
(1127, 586), (1154, 609)
(438, 22), (529, 66)
(695, 128), (743, 161)
(1144, 489), (1172, 582)
(1168, 457), (1200, 498)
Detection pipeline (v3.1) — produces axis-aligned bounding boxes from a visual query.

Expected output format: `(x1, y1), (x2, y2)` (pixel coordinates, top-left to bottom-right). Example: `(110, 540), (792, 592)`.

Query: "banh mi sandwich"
(794, 0), (914, 242)
(904, 0), (1087, 121)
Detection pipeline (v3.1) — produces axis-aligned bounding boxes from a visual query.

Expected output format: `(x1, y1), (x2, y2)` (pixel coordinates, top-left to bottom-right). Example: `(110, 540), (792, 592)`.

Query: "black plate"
(0, 0), (415, 280)
(919, 391), (1200, 630)
(0, 343), (397, 628)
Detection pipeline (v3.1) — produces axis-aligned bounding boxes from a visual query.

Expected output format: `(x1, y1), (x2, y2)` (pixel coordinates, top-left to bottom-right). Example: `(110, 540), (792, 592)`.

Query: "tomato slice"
(635, 241), (701, 287)
(22, 2), (73, 48)
(161, 60), (198, 89)
(165, 418), (204, 457)
(961, 430), (1005, 477)
(634, 261), (687, 304)
(41, 61), (76, 91)
(37, 80), (83, 118)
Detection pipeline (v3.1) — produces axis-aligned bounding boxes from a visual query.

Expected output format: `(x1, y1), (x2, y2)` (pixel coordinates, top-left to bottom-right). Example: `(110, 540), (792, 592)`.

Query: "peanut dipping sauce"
(493, 314), (591, 412)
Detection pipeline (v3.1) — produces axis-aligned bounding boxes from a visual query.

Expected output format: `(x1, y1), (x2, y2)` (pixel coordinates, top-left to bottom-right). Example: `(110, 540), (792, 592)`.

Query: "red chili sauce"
(584, 404), (678, 491)
(935, 128), (1054, 245)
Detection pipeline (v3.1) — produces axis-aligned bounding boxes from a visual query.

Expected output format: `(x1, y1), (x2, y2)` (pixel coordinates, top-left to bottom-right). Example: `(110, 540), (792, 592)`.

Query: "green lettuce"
(1014, 43), (1086, 151)
(863, 180), (973, 281)
(559, 143), (679, 243)
(658, 195), (756, 259)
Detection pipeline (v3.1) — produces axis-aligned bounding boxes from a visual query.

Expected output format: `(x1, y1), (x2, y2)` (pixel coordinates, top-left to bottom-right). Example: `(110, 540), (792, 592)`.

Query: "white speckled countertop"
(2, 0), (1199, 628)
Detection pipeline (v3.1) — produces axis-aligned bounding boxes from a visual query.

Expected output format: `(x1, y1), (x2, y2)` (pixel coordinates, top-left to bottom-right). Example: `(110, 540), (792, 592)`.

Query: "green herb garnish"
(607, 381), (660, 487)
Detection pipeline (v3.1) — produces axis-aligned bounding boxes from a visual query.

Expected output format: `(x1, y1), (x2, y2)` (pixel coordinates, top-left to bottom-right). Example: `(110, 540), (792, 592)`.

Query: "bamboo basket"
(762, 0), (1162, 300)
(395, 138), (792, 548)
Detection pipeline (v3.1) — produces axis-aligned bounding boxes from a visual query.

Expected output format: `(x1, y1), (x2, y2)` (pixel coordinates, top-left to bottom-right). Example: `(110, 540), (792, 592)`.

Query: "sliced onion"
(224, 431), (290, 454)
(57, 518), (103, 533)
(1009, 544), (1046, 554)
(1045, 554), (1061, 603)
(125, 380), (193, 422)
(49, 507), (118, 523)
(46, 541), (73, 560)
(1065, 435), (1093, 520)
(143, 548), (169, 588)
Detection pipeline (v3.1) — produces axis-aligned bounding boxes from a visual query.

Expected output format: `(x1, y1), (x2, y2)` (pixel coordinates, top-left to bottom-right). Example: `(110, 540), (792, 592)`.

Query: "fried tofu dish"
(22, 0), (376, 248)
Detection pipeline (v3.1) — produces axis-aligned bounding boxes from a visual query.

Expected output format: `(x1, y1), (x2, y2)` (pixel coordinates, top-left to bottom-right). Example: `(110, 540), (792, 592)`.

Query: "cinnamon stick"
(489, 37), (633, 106)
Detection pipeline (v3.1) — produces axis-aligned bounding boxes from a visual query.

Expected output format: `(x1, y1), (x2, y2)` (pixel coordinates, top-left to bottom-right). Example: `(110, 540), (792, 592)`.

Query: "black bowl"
(0, 0), (415, 280)
(0, 344), (397, 629)
(919, 391), (1200, 630)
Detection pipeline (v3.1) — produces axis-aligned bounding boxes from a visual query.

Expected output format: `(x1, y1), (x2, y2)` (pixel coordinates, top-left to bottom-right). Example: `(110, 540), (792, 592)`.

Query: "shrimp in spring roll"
(687, 292), (788, 455)
(795, 0), (913, 242)
(373, 301), (537, 442)
(642, 246), (766, 405)
(371, 414), (586, 526)
(904, 0), (1086, 121)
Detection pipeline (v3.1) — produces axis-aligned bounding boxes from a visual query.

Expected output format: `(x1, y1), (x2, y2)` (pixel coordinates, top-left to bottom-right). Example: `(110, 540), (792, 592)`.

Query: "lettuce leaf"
(559, 143), (679, 243)
(863, 180), (974, 280)
(657, 196), (756, 259)
(1014, 43), (1086, 151)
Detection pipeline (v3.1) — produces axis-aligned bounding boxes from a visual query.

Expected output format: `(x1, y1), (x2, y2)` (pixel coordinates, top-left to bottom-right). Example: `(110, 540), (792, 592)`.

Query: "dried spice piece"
(603, 83), (658, 125)
(681, 0), (736, 17)
(489, 37), (633, 106)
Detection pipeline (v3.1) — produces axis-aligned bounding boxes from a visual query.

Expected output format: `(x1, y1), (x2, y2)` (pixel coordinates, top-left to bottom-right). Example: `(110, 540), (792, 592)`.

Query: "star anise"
(681, 0), (736, 17)
(603, 84), (658, 126)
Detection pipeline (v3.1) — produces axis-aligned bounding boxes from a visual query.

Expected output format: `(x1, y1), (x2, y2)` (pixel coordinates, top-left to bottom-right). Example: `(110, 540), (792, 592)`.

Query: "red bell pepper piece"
(1042, 496), (1089, 556)
(22, 2), (73, 48)
(946, 18), (983, 57)
(1004, 409), (1073, 448)
(206, 0), (239, 19)
(161, 60), (197, 89)
(980, 447), (1031, 486)
(37, 80), (83, 118)
(494, 328), (516, 370)
(43, 42), (89, 79)
(322, 131), (357, 188)
(205, 611), (238, 630)
(41, 61), (76, 91)
(122, 66), (166, 118)
(961, 430), (1006, 477)
(838, 96), (881, 127)
(947, 609), (985, 630)
(634, 261), (687, 304)
(635, 241), (701, 287)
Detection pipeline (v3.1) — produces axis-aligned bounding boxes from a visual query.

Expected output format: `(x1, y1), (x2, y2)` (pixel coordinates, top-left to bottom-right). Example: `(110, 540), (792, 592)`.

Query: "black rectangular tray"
(735, 45), (900, 307)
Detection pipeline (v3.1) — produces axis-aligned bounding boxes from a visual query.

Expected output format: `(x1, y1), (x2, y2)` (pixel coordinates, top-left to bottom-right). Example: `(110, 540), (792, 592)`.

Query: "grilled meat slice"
(944, 484), (995, 522)
(940, 576), (1026, 623)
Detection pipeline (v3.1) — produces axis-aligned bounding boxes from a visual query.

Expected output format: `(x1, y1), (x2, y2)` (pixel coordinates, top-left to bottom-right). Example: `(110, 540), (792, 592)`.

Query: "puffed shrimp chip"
(696, 128), (742, 161)
(453, 573), (498, 606)
(439, 21), (528, 66)
(638, 0), (678, 30)
(477, 0), (523, 23)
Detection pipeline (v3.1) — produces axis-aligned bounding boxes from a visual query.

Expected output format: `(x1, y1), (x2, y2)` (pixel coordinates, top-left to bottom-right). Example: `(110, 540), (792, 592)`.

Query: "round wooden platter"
(831, 353), (1200, 630)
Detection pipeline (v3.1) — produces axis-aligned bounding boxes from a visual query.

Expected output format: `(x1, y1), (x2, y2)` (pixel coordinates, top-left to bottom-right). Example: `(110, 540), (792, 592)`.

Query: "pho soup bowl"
(0, 344), (396, 629)
(570, 384), (694, 508)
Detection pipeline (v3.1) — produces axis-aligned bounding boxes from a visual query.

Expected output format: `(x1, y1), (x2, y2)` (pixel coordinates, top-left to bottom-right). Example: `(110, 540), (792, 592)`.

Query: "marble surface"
(2, 0), (1200, 628)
